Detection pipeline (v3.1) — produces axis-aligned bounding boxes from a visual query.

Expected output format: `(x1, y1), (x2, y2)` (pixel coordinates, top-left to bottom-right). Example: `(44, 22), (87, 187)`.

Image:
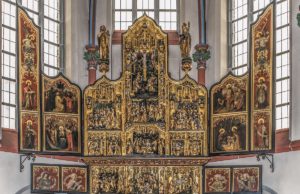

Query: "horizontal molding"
(0, 128), (298, 163)
(112, 30), (180, 45)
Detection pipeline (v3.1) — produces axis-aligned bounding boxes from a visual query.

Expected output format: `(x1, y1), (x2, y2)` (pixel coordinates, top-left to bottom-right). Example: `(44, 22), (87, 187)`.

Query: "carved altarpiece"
(83, 15), (209, 193)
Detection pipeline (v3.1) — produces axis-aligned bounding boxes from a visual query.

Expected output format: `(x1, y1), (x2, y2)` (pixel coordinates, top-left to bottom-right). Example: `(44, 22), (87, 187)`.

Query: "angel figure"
(97, 25), (110, 60)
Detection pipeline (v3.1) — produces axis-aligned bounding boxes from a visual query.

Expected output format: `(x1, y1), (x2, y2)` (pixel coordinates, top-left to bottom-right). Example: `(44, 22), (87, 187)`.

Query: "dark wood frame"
(31, 163), (89, 194)
(249, 2), (276, 154)
(203, 165), (262, 194)
(209, 71), (249, 156)
(31, 163), (61, 193)
(41, 72), (83, 156)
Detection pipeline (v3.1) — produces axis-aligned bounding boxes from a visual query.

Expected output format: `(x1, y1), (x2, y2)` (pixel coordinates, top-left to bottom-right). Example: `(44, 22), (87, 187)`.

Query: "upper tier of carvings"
(84, 15), (208, 157)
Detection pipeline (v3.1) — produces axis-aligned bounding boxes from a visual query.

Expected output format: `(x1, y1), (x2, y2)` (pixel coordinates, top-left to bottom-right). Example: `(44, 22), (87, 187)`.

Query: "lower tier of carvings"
(83, 157), (210, 194)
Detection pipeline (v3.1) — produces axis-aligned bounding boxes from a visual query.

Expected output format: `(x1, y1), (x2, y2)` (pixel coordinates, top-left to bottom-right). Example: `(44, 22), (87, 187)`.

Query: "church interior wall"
(0, 0), (299, 193)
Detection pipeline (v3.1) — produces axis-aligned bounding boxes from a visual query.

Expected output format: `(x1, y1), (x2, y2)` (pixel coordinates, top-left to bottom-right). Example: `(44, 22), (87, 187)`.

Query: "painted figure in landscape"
(44, 116), (79, 152)
(213, 116), (247, 152)
(44, 79), (79, 114)
(212, 76), (247, 114)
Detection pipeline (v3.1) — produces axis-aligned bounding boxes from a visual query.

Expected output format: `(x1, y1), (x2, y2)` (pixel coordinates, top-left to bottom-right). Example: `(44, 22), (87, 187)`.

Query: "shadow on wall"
(16, 185), (277, 194)
(15, 185), (67, 194)
(263, 185), (278, 194)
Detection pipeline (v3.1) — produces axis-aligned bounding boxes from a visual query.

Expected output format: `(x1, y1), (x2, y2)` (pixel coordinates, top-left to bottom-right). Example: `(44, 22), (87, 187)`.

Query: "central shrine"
(83, 15), (209, 193)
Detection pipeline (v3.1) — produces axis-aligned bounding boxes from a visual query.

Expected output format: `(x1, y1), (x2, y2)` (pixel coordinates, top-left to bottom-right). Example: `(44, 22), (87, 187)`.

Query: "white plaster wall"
(65, 0), (90, 88)
(290, 0), (300, 141)
(206, 0), (228, 89)
(209, 151), (300, 194)
(0, 152), (82, 194)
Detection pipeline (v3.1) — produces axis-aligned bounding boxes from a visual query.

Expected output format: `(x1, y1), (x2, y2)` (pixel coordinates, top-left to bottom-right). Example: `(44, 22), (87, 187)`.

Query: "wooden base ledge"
(1, 128), (300, 163)
(83, 157), (211, 166)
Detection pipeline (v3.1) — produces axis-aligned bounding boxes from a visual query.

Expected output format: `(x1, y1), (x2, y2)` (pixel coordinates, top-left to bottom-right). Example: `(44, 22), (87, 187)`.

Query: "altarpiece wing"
(83, 15), (209, 193)
(18, 8), (41, 153)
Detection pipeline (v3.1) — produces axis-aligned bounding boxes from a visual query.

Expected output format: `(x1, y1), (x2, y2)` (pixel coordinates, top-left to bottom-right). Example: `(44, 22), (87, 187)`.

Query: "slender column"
(86, 0), (98, 84)
(197, 0), (208, 85)
(85, 46), (98, 85)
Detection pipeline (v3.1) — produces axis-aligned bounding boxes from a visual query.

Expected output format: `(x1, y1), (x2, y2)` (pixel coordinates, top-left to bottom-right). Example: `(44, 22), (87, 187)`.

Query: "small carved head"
(100, 25), (106, 32)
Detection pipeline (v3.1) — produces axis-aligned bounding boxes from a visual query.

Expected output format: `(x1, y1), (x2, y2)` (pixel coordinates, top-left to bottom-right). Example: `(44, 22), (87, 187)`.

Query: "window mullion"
(133, 0), (137, 22)
(59, 0), (65, 73)
(39, 0), (45, 72)
(154, 0), (159, 23)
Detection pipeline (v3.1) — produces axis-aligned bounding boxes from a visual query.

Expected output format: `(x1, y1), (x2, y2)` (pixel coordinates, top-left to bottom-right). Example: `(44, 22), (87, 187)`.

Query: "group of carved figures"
(127, 100), (165, 123)
(92, 167), (201, 194)
(170, 102), (204, 131)
(87, 131), (204, 156)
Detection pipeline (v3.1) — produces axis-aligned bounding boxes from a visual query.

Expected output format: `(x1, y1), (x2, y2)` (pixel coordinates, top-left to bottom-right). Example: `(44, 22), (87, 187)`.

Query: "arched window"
(1, 0), (64, 130)
(113, 0), (179, 31)
(228, 0), (290, 130)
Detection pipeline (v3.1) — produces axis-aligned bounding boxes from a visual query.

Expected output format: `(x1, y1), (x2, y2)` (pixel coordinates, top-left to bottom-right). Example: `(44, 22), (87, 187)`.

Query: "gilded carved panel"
(83, 76), (124, 156)
(251, 4), (274, 151)
(18, 8), (41, 152)
(90, 165), (202, 194)
(83, 15), (208, 158)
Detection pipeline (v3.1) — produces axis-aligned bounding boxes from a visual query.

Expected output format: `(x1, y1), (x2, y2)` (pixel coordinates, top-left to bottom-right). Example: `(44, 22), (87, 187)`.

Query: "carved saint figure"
(24, 120), (36, 149)
(179, 22), (191, 58)
(97, 25), (110, 60)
